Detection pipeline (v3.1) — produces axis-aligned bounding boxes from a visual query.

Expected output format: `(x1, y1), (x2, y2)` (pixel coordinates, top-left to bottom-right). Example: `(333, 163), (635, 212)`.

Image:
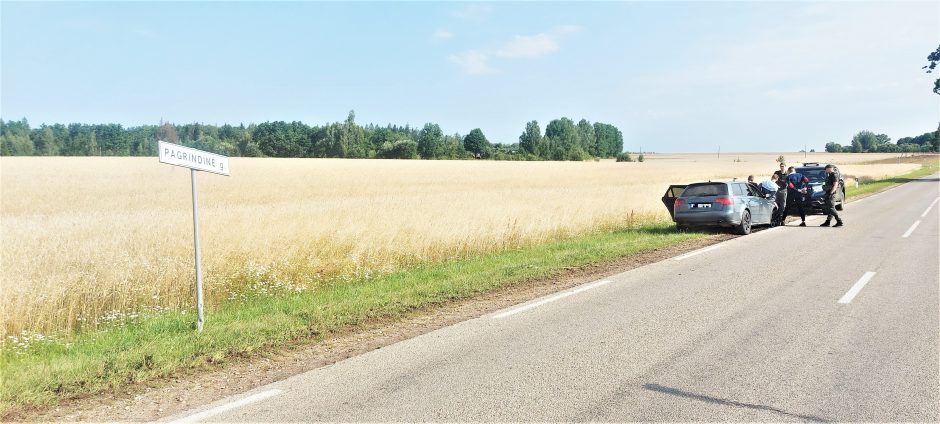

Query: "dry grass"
(0, 153), (917, 338)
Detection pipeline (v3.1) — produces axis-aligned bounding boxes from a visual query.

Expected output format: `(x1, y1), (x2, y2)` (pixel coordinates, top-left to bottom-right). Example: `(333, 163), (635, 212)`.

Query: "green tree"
(463, 128), (491, 157)
(923, 44), (940, 95)
(851, 130), (878, 152)
(825, 142), (843, 153)
(518, 120), (542, 155)
(577, 119), (596, 156)
(417, 123), (444, 159)
(377, 139), (418, 159)
(544, 118), (580, 157)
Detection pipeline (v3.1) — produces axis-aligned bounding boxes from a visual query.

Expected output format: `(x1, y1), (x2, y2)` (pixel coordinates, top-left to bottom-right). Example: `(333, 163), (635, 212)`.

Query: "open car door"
(661, 185), (687, 220)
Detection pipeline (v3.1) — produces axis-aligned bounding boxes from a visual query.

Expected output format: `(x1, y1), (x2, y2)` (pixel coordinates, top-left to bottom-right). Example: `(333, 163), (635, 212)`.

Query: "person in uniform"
(785, 166), (809, 226)
(771, 163), (788, 225)
(821, 164), (844, 227)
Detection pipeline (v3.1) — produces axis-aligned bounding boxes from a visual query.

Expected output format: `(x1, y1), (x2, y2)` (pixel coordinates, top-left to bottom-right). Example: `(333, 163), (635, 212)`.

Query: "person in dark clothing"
(773, 163), (788, 190)
(771, 163), (788, 225)
(821, 164), (843, 227)
(785, 166), (809, 226)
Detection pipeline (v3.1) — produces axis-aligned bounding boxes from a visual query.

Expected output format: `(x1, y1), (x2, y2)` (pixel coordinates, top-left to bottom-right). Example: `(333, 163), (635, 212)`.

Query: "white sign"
(159, 140), (230, 176)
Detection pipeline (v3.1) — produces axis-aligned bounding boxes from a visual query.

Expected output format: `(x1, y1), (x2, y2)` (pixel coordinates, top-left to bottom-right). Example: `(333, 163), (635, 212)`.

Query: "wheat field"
(0, 153), (918, 338)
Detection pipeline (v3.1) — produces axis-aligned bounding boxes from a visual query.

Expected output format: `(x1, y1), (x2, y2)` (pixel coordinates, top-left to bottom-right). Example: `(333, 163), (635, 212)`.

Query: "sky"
(2, 1), (937, 152)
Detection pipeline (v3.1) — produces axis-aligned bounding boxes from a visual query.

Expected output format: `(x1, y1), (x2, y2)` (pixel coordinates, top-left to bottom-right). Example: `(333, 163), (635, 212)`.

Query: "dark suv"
(791, 163), (845, 213)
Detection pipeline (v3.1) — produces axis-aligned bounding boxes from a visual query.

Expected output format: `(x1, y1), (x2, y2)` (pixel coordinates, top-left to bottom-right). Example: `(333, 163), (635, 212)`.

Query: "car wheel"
(734, 210), (752, 235)
(835, 201), (844, 211)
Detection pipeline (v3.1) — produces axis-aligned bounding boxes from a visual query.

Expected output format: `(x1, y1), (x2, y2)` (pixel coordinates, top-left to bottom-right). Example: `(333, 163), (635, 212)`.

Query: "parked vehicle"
(662, 181), (777, 235)
(792, 163), (845, 213)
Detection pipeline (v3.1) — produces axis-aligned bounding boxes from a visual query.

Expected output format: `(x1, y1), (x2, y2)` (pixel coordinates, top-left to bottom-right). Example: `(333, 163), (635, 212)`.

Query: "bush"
(377, 140), (418, 159)
(616, 152), (633, 162)
(638, 154), (645, 162)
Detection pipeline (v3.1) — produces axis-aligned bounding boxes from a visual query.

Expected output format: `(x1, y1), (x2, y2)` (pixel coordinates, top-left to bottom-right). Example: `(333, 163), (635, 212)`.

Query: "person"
(747, 175), (754, 184)
(785, 166), (809, 226)
(821, 164), (844, 227)
(759, 175), (779, 197)
(771, 163), (788, 225)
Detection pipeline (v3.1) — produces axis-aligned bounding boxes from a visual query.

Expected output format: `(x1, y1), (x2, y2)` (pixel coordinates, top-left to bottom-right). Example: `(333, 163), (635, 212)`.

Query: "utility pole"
(717, 145), (721, 160)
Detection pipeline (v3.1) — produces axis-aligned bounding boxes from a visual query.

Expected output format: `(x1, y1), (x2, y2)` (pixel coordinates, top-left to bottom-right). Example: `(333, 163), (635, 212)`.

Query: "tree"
(463, 128), (491, 157)
(417, 123), (444, 159)
(825, 142), (843, 153)
(577, 119), (595, 156)
(377, 139), (417, 159)
(155, 122), (180, 144)
(593, 122), (622, 157)
(518, 120), (542, 155)
(544, 118), (580, 156)
(923, 44), (940, 95)
(851, 130), (878, 152)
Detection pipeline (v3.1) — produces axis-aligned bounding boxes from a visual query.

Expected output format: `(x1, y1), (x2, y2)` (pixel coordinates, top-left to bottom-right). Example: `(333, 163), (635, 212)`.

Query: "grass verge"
(0, 223), (702, 417)
(845, 159), (938, 199)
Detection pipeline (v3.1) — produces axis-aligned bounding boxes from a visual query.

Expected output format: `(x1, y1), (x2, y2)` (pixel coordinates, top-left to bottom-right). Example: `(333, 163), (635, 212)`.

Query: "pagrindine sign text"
(158, 140), (230, 176)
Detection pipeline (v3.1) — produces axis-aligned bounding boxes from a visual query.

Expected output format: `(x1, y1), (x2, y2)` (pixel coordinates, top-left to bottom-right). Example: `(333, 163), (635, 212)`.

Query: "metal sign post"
(158, 140), (230, 332)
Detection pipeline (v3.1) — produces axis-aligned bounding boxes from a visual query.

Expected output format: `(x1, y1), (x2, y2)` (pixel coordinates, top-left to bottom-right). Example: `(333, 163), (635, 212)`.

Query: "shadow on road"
(642, 383), (831, 422)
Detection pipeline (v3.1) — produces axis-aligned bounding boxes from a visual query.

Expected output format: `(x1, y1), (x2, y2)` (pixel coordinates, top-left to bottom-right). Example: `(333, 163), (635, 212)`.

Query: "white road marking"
(167, 389), (283, 423)
(493, 280), (612, 319)
(838, 272), (877, 304)
(922, 197), (940, 217)
(673, 244), (724, 261)
(902, 220), (922, 238)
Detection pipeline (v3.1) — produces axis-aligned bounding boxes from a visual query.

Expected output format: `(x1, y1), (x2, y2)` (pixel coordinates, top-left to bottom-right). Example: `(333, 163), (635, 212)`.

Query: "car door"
(661, 185), (687, 219)
(744, 183), (771, 223)
(733, 183), (759, 222)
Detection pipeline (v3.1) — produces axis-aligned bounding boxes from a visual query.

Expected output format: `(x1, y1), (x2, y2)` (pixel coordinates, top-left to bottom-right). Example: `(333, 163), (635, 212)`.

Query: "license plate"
(693, 203), (711, 208)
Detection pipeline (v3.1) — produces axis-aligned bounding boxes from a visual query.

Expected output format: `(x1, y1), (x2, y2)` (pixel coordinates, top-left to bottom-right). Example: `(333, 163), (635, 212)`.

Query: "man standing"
(821, 164), (844, 227)
(772, 163), (788, 225)
(785, 166), (809, 226)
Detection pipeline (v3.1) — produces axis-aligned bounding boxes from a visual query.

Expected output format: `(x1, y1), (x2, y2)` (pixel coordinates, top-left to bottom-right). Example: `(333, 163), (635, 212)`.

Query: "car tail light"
(715, 196), (734, 205)
(674, 198), (686, 207)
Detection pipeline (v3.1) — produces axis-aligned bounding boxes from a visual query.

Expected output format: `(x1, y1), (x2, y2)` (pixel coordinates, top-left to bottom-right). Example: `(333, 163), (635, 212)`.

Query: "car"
(791, 163), (845, 213)
(662, 181), (777, 235)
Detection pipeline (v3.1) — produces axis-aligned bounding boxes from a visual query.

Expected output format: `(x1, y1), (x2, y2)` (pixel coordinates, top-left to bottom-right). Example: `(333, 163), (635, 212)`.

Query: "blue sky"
(2, 1), (937, 152)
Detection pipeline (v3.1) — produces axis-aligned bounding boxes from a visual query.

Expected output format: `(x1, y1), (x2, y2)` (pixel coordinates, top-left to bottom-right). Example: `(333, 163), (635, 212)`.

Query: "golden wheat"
(0, 153), (917, 337)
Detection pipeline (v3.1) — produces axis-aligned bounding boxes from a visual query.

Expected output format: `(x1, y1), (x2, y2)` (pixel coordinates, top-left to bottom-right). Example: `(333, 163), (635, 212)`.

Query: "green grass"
(845, 160), (939, 199)
(2, 160), (935, 417)
(0, 223), (702, 417)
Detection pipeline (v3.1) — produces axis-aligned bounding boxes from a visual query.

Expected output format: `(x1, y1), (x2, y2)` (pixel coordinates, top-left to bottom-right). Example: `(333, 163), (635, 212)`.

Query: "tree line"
(825, 129), (939, 153)
(0, 111), (624, 161)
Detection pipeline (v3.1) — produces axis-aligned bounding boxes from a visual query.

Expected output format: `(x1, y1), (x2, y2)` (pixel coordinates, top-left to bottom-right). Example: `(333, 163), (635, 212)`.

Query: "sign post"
(158, 140), (230, 332)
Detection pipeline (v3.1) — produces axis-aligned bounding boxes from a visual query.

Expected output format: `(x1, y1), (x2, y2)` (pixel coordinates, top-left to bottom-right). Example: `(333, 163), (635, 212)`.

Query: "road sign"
(159, 140), (230, 176)
(157, 140), (230, 332)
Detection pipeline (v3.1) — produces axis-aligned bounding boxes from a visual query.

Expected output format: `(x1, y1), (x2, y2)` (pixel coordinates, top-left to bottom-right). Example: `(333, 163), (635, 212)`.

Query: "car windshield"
(798, 168), (826, 182)
(681, 183), (728, 197)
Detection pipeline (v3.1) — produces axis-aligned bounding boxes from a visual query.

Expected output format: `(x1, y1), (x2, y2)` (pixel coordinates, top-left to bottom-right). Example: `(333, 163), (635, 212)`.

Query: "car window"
(797, 168), (826, 182)
(732, 184), (746, 196)
(682, 183), (728, 197)
(746, 184), (761, 197)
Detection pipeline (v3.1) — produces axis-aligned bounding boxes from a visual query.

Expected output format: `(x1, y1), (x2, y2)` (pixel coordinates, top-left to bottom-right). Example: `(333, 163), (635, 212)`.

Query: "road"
(164, 176), (939, 423)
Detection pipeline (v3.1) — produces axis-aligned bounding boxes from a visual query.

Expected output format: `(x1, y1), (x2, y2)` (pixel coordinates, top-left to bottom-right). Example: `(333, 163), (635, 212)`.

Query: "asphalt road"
(164, 176), (940, 423)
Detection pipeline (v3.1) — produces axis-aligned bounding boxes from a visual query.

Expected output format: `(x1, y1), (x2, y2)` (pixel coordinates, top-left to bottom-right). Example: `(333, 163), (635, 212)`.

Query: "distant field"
(0, 153), (919, 338)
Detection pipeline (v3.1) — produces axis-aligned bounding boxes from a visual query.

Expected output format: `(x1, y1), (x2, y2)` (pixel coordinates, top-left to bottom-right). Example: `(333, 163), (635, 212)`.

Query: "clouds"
(449, 25), (580, 75)
(432, 29), (453, 41)
(448, 50), (496, 75)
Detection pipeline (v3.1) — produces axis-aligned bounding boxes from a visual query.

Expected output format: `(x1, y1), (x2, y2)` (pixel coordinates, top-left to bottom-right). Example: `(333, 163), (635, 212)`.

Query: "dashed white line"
(673, 244), (725, 261)
(902, 220), (922, 238)
(838, 272), (877, 304)
(493, 279), (612, 319)
(167, 389), (283, 423)
(922, 197), (939, 217)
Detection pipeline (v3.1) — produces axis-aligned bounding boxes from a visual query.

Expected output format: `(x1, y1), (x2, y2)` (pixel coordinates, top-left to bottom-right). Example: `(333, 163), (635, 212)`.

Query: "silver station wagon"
(661, 181), (777, 235)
